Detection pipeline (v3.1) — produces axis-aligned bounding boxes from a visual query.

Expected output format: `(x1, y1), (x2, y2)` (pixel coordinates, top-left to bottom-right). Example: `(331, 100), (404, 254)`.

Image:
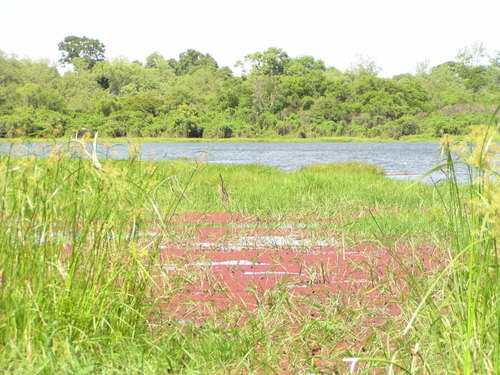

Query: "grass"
(0, 122), (498, 373)
(347, 118), (499, 373)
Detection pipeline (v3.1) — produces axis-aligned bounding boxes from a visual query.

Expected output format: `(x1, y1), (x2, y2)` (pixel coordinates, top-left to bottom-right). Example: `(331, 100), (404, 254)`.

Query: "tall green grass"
(411, 121), (498, 374)
(0, 149), (175, 372)
(347, 113), (499, 373)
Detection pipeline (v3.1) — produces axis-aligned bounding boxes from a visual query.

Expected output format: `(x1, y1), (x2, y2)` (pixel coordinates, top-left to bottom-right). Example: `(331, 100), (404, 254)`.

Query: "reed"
(347, 108), (499, 373)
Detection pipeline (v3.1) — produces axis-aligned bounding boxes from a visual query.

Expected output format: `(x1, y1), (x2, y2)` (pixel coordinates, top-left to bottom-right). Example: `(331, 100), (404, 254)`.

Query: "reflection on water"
(0, 141), (466, 183)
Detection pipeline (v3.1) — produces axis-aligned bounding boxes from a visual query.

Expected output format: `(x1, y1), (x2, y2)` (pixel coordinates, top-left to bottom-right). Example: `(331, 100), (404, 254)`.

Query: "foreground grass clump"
(408, 124), (498, 374)
(0, 152), (173, 372)
(346, 120), (499, 373)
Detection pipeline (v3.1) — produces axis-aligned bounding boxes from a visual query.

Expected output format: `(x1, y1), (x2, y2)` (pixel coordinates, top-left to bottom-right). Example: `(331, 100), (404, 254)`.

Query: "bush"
(97, 110), (153, 137)
(203, 122), (234, 138)
(382, 115), (421, 139)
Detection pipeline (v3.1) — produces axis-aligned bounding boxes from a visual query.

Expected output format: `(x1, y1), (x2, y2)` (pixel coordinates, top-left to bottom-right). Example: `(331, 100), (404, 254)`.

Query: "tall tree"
(58, 36), (105, 70)
(145, 52), (164, 68)
(456, 41), (488, 66)
(175, 49), (218, 75)
(242, 47), (290, 76)
(347, 55), (381, 77)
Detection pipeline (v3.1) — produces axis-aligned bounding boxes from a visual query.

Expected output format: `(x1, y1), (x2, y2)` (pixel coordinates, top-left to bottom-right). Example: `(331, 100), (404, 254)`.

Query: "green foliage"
(420, 109), (490, 136)
(382, 115), (421, 139)
(242, 47), (290, 76)
(174, 49), (219, 75)
(58, 35), (105, 70)
(1, 44), (498, 139)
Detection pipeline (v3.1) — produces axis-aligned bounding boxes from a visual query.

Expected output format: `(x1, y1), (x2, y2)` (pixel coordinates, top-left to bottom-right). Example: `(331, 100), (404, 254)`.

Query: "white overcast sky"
(0, 0), (499, 77)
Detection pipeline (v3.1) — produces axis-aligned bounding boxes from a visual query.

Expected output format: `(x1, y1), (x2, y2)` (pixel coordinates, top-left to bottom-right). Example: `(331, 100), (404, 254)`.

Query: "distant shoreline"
(0, 135), (444, 143)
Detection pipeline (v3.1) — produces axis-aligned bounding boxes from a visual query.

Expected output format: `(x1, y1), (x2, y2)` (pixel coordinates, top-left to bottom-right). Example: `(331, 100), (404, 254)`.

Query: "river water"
(0, 141), (465, 183)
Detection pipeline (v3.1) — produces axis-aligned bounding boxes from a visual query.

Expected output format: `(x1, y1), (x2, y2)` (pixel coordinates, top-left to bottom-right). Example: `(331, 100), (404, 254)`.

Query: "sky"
(0, 0), (499, 77)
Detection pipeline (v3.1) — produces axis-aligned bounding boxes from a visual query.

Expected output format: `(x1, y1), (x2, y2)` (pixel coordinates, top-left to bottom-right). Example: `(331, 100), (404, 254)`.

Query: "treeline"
(1, 39), (499, 139)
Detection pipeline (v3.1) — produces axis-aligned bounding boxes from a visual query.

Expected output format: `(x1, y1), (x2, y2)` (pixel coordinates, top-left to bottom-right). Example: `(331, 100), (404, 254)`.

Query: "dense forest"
(1, 37), (499, 139)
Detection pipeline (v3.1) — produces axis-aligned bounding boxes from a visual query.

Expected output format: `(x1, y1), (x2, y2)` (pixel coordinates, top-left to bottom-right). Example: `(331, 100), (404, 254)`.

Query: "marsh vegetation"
(0, 117), (498, 373)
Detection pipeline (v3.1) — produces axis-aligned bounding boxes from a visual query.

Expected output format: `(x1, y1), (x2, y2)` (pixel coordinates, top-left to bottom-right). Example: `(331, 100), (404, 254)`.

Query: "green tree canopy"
(1, 42), (497, 140)
(243, 47), (290, 76)
(173, 49), (219, 75)
(58, 36), (106, 70)
(285, 56), (326, 75)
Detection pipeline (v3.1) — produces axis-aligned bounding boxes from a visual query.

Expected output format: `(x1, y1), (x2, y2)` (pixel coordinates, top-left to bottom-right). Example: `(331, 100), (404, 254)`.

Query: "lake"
(0, 141), (464, 183)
